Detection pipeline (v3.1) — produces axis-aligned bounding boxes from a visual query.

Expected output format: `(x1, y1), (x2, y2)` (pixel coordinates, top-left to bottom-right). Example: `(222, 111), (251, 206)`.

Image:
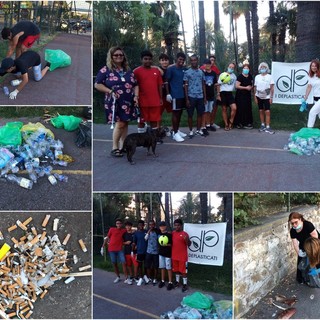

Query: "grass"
(93, 90), (310, 132)
(94, 254), (232, 296)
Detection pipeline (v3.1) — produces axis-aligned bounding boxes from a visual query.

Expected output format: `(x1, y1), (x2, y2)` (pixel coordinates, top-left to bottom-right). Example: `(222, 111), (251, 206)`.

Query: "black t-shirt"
(123, 231), (136, 255)
(159, 66), (168, 96)
(290, 220), (319, 250)
(203, 70), (217, 100)
(15, 51), (41, 74)
(11, 21), (40, 41)
(158, 231), (172, 258)
(236, 73), (253, 94)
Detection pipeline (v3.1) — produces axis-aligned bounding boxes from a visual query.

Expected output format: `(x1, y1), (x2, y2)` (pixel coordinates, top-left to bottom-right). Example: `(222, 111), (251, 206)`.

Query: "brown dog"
(123, 127), (167, 164)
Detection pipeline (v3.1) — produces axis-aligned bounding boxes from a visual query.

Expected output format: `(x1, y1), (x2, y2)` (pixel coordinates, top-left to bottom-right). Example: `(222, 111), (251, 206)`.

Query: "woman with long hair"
(304, 237), (320, 268)
(288, 212), (319, 283)
(95, 47), (139, 157)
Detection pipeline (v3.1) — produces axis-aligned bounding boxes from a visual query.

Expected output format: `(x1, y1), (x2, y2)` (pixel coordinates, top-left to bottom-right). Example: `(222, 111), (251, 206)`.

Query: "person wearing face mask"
(234, 62), (253, 129)
(288, 212), (319, 284)
(254, 62), (275, 134)
(217, 62), (237, 130)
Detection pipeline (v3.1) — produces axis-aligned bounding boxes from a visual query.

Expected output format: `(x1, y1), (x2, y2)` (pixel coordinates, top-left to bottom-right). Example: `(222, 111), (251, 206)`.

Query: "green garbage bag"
(51, 115), (82, 131)
(291, 127), (320, 141)
(182, 292), (214, 310)
(0, 124), (22, 146)
(6, 121), (23, 129)
(45, 49), (72, 71)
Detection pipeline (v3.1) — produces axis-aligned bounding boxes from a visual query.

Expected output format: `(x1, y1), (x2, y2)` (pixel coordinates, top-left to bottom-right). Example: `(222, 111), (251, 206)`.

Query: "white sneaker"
(178, 130), (187, 137)
(143, 275), (150, 284)
(152, 279), (157, 285)
(172, 132), (184, 142)
(124, 278), (128, 284)
(137, 278), (144, 286)
(212, 123), (220, 129)
(127, 278), (133, 285)
(189, 130), (194, 138)
(114, 276), (120, 283)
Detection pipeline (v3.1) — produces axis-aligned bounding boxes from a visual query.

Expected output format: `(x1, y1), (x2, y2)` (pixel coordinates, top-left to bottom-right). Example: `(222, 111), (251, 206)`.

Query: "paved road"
(93, 269), (231, 319)
(0, 33), (91, 106)
(0, 212), (91, 319)
(244, 271), (320, 319)
(93, 124), (320, 192)
(0, 115), (91, 211)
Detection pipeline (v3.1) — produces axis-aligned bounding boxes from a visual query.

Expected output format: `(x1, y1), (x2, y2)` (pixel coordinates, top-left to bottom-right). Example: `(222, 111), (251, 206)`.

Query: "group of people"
(289, 212), (320, 285)
(0, 21), (51, 99)
(102, 218), (191, 292)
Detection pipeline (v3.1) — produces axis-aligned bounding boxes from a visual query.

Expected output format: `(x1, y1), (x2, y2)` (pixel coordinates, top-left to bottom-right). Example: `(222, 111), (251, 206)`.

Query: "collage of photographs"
(0, 1), (319, 319)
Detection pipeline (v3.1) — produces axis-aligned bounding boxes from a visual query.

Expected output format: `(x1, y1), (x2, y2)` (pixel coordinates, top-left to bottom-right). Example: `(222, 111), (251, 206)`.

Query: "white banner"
(272, 62), (312, 104)
(184, 223), (227, 266)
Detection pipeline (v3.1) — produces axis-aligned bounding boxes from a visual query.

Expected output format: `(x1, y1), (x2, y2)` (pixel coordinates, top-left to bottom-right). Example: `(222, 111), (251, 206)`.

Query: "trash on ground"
(51, 115), (82, 132)
(272, 298), (297, 319)
(44, 49), (72, 71)
(160, 292), (232, 319)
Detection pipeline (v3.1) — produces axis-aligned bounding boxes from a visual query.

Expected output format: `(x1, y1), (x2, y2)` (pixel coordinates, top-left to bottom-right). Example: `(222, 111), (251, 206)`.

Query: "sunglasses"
(113, 54), (124, 57)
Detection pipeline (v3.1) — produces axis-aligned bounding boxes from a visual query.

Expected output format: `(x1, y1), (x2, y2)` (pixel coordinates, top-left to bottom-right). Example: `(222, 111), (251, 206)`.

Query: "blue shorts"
(109, 250), (125, 264)
(205, 100), (215, 113)
(187, 97), (205, 117)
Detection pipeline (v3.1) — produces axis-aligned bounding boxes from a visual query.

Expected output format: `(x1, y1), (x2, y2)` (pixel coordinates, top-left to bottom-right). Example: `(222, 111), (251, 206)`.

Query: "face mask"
(227, 68), (234, 73)
(293, 223), (302, 230)
(243, 69), (249, 75)
(260, 68), (267, 74)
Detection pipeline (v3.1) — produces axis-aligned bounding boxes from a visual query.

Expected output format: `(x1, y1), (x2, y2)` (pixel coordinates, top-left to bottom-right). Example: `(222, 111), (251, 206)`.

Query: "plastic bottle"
(43, 166), (57, 185)
(53, 173), (68, 182)
(24, 161), (38, 183)
(11, 79), (22, 86)
(52, 160), (68, 167)
(6, 174), (33, 189)
(0, 148), (14, 169)
(3, 86), (9, 96)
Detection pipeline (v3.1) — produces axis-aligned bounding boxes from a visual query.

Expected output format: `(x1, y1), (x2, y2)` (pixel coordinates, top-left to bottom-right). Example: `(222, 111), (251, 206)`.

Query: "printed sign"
(184, 223), (227, 266)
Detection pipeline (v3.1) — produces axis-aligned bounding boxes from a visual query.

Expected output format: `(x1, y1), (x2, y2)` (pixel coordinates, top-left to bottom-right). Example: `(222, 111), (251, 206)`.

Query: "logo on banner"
(276, 69), (308, 93)
(189, 230), (219, 252)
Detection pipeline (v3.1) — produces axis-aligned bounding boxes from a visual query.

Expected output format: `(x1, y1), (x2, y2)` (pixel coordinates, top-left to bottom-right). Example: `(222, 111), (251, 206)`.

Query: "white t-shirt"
(218, 73), (237, 92)
(307, 75), (320, 98)
(254, 74), (274, 99)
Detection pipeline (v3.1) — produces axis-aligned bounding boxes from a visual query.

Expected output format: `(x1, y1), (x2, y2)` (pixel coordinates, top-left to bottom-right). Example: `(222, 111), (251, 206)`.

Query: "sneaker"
(236, 124), (243, 129)
(158, 280), (165, 288)
(202, 128), (209, 136)
(189, 130), (194, 138)
(182, 284), (188, 292)
(114, 276), (120, 283)
(124, 278), (128, 284)
(143, 275), (150, 284)
(153, 279), (157, 286)
(172, 132), (184, 142)
(167, 282), (174, 291)
(259, 124), (266, 132)
(137, 278), (144, 286)
(212, 123), (220, 129)
(178, 130), (187, 137)
(207, 125), (216, 132)
(134, 277), (139, 283)
(173, 281), (179, 288)
(127, 278), (133, 285)
(265, 127), (275, 134)
(195, 130), (204, 136)
(243, 124), (253, 129)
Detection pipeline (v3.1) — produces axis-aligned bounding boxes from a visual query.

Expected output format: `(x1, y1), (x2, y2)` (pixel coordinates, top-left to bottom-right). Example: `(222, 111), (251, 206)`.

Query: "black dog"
(123, 127), (167, 164)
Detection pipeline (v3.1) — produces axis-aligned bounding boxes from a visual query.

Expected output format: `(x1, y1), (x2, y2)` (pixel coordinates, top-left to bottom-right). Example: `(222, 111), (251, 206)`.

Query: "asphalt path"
(93, 268), (231, 319)
(93, 124), (320, 192)
(0, 33), (91, 106)
(244, 271), (320, 319)
(0, 116), (91, 211)
(0, 212), (91, 319)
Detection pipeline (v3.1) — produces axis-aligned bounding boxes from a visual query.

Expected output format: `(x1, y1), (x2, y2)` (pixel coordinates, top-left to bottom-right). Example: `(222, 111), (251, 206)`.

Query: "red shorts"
(125, 254), (139, 267)
(140, 106), (161, 122)
(172, 260), (187, 274)
(161, 100), (172, 114)
(20, 34), (40, 48)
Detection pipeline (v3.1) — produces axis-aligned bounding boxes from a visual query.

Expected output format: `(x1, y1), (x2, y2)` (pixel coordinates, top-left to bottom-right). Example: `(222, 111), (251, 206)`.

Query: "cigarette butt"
(21, 307), (30, 314)
(8, 225), (17, 232)
(0, 289), (7, 297)
(25, 310), (33, 319)
(19, 236), (27, 242)
(16, 220), (27, 231)
(42, 215), (50, 227)
(62, 234), (71, 245)
(78, 239), (87, 252)
(28, 235), (40, 247)
(18, 288), (27, 295)
(53, 218), (59, 231)
(11, 237), (19, 245)
(40, 231), (47, 241)
(79, 265), (91, 272)
(27, 300), (33, 310)
(34, 248), (43, 256)
(40, 289), (48, 299)
(14, 277), (23, 287)
(22, 217), (32, 226)
(31, 227), (37, 236)
(0, 243), (11, 260)
(64, 276), (75, 284)
(0, 231), (3, 240)
(8, 283), (17, 290)
(7, 311), (16, 317)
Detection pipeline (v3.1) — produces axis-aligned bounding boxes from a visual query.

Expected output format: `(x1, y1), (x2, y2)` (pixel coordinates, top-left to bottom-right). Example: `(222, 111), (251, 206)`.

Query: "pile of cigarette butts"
(0, 214), (91, 319)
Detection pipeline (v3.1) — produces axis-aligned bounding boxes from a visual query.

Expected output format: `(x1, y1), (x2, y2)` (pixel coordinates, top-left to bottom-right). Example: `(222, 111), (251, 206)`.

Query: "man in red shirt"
(102, 218), (127, 283)
(134, 50), (163, 133)
(172, 218), (191, 292)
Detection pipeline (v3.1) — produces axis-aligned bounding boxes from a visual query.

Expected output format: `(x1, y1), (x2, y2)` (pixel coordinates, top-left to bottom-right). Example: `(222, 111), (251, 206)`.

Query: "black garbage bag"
(75, 121), (91, 148)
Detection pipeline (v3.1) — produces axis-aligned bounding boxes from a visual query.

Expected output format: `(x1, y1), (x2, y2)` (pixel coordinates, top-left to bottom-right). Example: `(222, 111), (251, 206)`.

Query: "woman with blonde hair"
(95, 47), (139, 157)
(304, 237), (320, 268)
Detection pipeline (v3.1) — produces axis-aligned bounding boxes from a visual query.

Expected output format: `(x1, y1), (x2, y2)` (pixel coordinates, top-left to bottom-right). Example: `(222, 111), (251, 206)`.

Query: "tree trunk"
(296, 1), (320, 62)
(213, 0), (222, 64)
(164, 193), (171, 230)
(135, 193), (141, 220)
(269, 1), (277, 62)
(200, 193), (208, 224)
(278, 22), (287, 62)
(244, 10), (253, 65)
(198, 1), (206, 62)
(251, 1), (259, 76)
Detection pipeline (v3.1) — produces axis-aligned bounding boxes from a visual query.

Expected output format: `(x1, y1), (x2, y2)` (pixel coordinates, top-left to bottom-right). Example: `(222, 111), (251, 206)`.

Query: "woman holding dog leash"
(288, 212), (319, 284)
(95, 47), (139, 158)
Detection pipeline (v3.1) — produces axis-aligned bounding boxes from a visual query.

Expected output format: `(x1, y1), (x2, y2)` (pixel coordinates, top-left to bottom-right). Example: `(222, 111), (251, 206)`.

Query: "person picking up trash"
(0, 50), (50, 99)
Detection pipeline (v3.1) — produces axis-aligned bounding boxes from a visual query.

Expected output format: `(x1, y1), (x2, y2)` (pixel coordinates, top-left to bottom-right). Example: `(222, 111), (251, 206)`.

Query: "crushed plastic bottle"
(53, 173), (68, 182)
(24, 161), (38, 183)
(3, 86), (9, 96)
(0, 148), (14, 169)
(6, 174), (33, 189)
(52, 160), (68, 167)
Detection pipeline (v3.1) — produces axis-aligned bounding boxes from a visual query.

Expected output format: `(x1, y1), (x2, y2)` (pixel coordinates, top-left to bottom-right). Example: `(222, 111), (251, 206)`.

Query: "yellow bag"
(20, 122), (55, 140)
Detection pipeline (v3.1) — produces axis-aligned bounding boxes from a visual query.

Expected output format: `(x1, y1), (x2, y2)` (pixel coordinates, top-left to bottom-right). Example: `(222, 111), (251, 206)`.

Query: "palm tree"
(250, 1), (259, 75)
(199, 193), (208, 223)
(198, 1), (206, 62)
(296, 1), (320, 62)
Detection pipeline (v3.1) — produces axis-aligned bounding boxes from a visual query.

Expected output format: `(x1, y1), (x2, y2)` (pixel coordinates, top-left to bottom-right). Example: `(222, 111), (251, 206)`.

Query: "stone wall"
(234, 206), (320, 318)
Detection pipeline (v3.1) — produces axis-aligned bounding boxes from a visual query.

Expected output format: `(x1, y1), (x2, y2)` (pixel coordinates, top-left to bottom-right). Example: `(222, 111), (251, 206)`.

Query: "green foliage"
(290, 193), (320, 205)
(234, 208), (259, 229)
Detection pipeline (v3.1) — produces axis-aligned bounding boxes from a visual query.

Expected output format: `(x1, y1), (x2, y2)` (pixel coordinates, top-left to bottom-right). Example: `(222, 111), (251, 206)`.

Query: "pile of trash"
(160, 292), (232, 319)
(0, 121), (76, 189)
(284, 128), (320, 155)
(0, 214), (91, 319)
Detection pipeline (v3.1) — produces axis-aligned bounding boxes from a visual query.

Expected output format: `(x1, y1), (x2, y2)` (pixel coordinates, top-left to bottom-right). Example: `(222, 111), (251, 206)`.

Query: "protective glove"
(100, 247), (104, 256)
(308, 268), (320, 276)
(166, 94), (172, 103)
(298, 249), (307, 257)
(9, 89), (19, 100)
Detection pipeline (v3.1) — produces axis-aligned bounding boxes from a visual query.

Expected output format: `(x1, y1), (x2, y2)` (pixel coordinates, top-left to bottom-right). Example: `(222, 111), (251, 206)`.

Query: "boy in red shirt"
(133, 50), (163, 133)
(102, 218), (127, 283)
(172, 218), (191, 292)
